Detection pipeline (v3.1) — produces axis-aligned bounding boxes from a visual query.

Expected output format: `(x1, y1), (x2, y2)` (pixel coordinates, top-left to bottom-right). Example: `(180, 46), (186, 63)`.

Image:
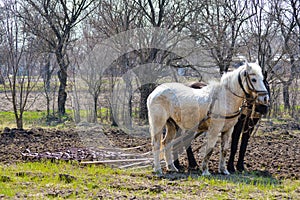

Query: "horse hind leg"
(172, 128), (183, 171)
(152, 130), (163, 174)
(162, 121), (178, 172)
(186, 145), (199, 170)
(149, 108), (168, 174)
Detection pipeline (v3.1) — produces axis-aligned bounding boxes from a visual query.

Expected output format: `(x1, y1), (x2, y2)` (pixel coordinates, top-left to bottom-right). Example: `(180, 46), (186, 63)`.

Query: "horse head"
(240, 62), (270, 106)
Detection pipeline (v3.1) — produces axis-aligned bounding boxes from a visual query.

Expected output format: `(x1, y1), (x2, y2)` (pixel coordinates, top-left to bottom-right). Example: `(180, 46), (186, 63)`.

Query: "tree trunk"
(282, 82), (290, 111)
(110, 108), (118, 126)
(72, 80), (81, 124)
(43, 57), (52, 120)
(56, 48), (69, 118)
(139, 83), (156, 121)
(46, 96), (50, 121)
(57, 67), (68, 117)
(0, 76), (4, 84)
(93, 96), (98, 123)
(16, 117), (23, 130)
(218, 62), (229, 75)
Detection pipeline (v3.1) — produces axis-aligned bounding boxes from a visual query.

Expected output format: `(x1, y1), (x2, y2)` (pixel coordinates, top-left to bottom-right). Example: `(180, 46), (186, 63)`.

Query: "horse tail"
(159, 134), (164, 160)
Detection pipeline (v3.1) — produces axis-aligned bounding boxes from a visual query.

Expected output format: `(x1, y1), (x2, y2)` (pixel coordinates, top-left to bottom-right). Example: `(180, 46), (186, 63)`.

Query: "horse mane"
(220, 65), (243, 87)
(220, 62), (263, 87)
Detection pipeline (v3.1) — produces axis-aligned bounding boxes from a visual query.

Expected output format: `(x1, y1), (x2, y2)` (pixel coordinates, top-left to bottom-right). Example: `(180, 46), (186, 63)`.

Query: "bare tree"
(0, 0), (41, 129)
(88, 0), (140, 125)
(272, 0), (299, 112)
(239, 1), (279, 70)
(20, 0), (98, 118)
(41, 52), (57, 122)
(135, 0), (195, 120)
(77, 33), (104, 123)
(90, 0), (197, 122)
(188, 0), (254, 74)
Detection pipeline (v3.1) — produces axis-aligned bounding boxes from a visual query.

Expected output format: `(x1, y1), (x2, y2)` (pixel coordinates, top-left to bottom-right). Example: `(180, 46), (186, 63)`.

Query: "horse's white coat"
(147, 62), (269, 175)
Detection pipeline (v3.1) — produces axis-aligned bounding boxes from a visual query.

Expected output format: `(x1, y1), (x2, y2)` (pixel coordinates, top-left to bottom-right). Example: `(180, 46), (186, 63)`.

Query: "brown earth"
(0, 119), (299, 180)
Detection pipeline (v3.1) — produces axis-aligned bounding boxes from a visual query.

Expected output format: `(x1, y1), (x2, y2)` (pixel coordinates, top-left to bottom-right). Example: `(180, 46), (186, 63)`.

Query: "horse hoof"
(153, 168), (163, 175)
(167, 164), (178, 172)
(176, 165), (185, 172)
(188, 162), (199, 170)
(188, 166), (200, 172)
(236, 164), (245, 172)
(202, 170), (211, 176)
(227, 164), (235, 173)
(219, 169), (230, 175)
(173, 160), (181, 170)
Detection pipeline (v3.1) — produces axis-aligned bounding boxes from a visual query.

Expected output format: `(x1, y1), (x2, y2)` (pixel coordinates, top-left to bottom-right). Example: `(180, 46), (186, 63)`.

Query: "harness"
(204, 69), (268, 122)
(203, 94), (241, 124)
(210, 110), (241, 119)
(235, 70), (269, 136)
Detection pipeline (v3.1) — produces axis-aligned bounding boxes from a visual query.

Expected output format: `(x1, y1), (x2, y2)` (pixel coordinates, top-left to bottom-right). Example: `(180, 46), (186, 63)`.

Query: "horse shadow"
(154, 169), (281, 186)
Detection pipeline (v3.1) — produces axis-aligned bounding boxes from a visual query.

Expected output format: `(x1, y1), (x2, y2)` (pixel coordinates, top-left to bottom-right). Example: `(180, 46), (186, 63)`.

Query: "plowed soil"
(0, 119), (299, 180)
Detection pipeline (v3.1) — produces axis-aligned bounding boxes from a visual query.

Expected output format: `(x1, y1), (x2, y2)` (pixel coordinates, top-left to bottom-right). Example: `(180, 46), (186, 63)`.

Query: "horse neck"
(224, 72), (246, 112)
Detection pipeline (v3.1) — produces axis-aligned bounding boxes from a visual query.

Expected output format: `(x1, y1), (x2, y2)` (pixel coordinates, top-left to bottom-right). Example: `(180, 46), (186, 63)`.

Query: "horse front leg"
(228, 115), (246, 173)
(219, 127), (233, 175)
(186, 145), (199, 170)
(202, 131), (219, 176)
(237, 118), (259, 172)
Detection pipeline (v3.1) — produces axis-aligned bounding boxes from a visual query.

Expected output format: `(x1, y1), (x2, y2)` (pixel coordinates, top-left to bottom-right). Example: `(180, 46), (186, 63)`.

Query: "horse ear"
(244, 60), (250, 76)
(255, 59), (259, 65)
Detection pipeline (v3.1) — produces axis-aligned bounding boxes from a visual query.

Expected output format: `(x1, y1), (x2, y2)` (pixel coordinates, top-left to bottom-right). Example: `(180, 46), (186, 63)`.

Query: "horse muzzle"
(256, 92), (269, 106)
(254, 103), (269, 115)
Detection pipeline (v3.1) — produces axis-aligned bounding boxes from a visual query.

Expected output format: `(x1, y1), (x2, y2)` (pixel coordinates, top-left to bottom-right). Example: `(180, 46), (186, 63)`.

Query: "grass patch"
(0, 161), (299, 199)
(0, 110), (74, 129)
(0, 111), (45, 129)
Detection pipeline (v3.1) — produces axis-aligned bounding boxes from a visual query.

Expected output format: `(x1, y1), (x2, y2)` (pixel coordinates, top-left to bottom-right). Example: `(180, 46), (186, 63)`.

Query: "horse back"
(147, 82), (212, 129)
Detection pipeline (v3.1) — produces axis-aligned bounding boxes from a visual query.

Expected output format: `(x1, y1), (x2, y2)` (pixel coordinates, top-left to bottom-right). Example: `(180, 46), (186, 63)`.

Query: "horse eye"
(251, 78), (257, 82)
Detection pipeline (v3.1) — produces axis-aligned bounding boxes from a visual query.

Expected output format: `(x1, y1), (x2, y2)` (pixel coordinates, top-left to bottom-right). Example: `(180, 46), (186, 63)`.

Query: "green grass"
(0, 111), (45, 129)
(0, 110), (74, 129)
(0, 161), (299, 199)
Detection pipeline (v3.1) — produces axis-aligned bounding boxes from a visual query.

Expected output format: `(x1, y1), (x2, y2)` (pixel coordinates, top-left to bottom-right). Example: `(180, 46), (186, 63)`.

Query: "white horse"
(147, 62), (269, 175)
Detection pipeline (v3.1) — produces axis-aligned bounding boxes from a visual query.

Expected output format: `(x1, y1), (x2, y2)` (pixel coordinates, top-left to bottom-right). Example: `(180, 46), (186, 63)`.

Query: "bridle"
(238, 70), (269, 99)
(220, 69), (269, 120)
(227, 69), (269, 101)
(200, 69), (269, 121)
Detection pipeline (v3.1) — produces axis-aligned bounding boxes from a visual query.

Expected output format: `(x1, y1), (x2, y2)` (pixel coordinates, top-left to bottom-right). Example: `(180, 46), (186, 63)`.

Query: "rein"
(240, 71), (269, 97)
(227, 70), (268, 102)
(198, 68), (269, 125)
(211, 69), (268, 120)
(238, 72), (251, 99)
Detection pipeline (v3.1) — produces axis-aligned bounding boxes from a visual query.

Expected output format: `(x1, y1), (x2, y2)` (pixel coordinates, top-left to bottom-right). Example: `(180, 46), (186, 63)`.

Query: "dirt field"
(0, 119), (299, 180)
